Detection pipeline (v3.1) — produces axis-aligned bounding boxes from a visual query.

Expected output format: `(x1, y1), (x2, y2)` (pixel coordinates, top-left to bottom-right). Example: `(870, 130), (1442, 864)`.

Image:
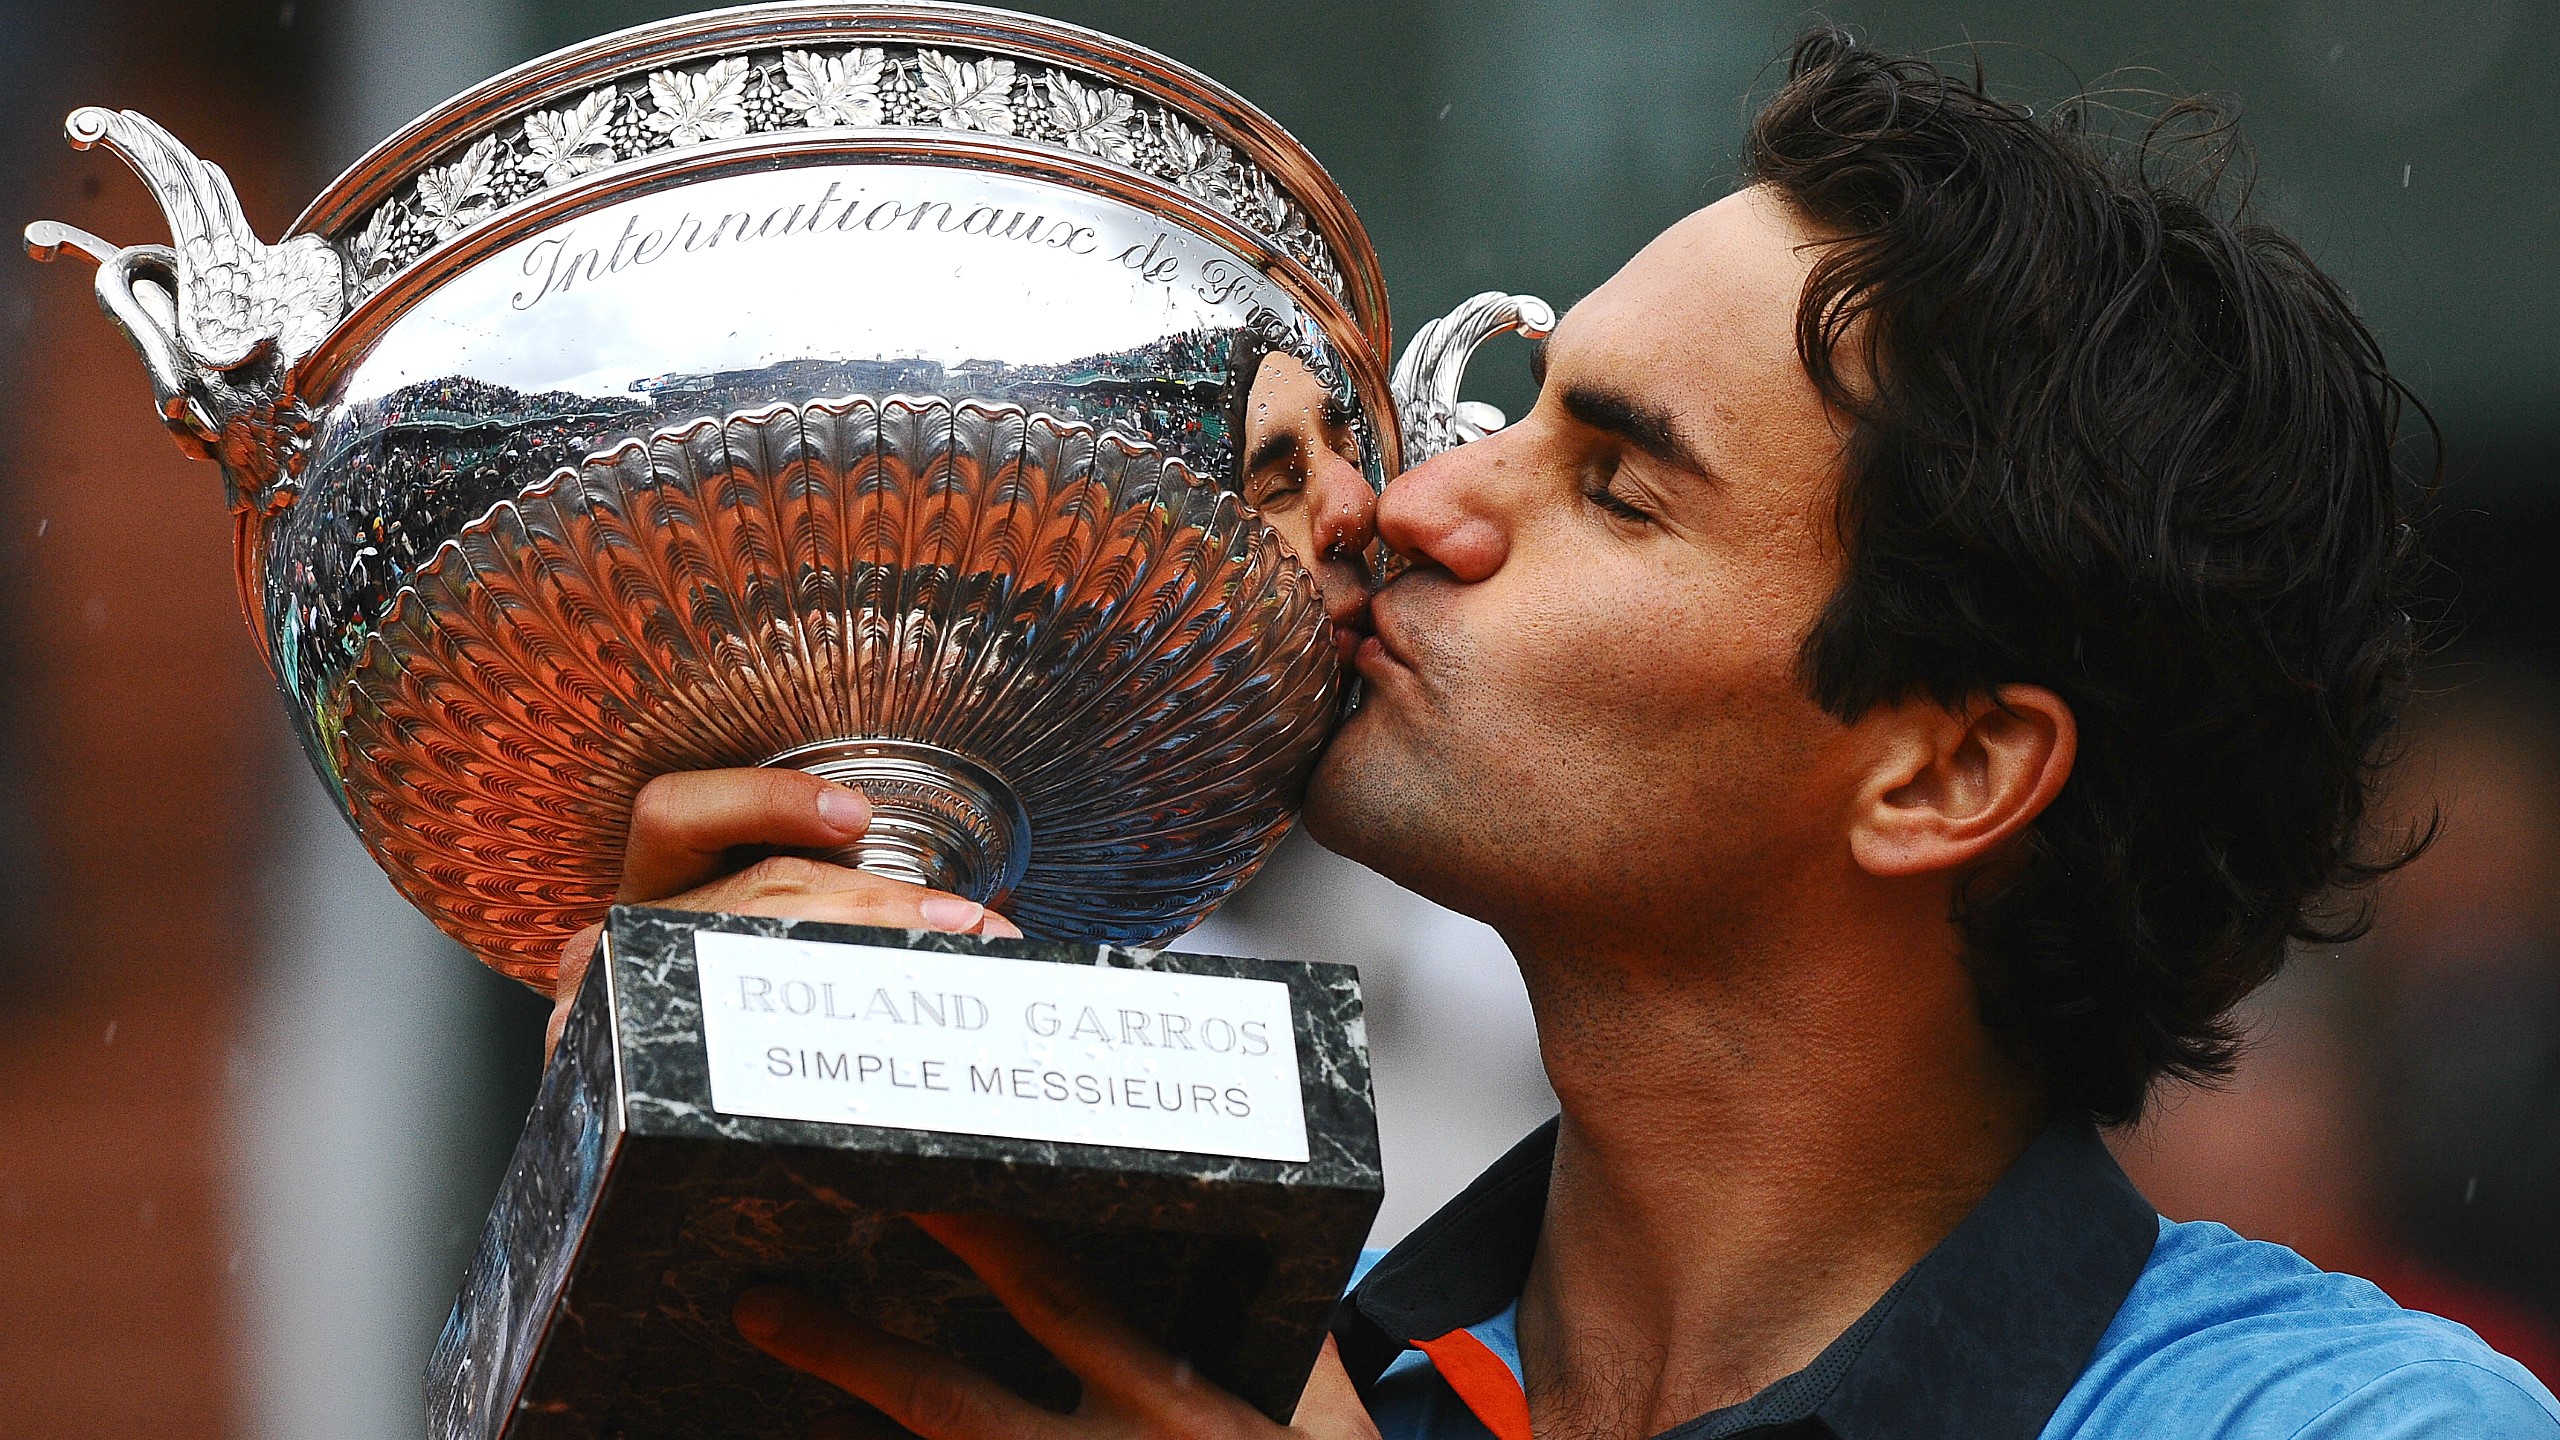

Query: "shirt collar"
(1331, 1116), (2158, 1440)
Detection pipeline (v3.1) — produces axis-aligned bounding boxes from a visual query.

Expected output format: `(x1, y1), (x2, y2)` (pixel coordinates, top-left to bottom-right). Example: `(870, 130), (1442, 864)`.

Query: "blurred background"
(1, 0), (2553, 1433)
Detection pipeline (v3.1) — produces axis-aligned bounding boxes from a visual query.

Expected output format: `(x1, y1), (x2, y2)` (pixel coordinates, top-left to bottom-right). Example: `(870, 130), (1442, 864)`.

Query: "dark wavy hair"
(1746, 30), (2435, 1123)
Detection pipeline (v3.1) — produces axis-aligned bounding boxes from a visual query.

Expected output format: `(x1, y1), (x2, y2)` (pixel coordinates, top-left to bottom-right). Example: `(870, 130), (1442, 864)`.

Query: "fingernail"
(919, 896), (984, 932)
(815, 783), (868, 833)
(981, 911), (1024, 939)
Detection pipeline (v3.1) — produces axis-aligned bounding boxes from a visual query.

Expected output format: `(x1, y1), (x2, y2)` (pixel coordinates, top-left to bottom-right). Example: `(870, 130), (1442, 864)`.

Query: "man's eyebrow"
(1561, 383), (1717, 483)
(1247, 430), (1298, 474)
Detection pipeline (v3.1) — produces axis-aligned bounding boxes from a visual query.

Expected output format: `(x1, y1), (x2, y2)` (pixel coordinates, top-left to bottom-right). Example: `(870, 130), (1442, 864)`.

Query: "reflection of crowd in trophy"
(1002, 382), (1221, 469)
(630, 325), (1242, 476)
(985, 325), (1262, 478)
(370, 374), (632, 427)
(269, 380), (649, 713)
(630, 356), (955, 415)
(267, 323), (1274, 724)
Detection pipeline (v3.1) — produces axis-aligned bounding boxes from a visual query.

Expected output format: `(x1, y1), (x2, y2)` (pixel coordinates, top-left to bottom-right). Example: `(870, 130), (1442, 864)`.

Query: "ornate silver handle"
(25, 107), (347, 510)
(1391, 290), (1558, 469)
(27, 220), (218, 457)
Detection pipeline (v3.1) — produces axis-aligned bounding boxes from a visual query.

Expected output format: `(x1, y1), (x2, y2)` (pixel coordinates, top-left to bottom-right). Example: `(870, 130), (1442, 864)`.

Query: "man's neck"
(1508, 902), (2048, 1440)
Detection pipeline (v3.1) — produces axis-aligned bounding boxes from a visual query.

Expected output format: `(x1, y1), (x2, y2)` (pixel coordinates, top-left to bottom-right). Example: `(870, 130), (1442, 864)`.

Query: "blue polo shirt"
(1331, 1120), (2560, 1439)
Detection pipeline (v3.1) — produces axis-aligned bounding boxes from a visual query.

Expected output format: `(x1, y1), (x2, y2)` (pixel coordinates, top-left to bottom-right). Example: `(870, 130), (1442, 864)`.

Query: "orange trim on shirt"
(1412, 1328), (1532, 1440)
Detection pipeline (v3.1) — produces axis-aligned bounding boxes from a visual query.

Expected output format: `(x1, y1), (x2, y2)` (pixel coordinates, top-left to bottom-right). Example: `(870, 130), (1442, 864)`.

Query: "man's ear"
(1848, 684), (2077, 879)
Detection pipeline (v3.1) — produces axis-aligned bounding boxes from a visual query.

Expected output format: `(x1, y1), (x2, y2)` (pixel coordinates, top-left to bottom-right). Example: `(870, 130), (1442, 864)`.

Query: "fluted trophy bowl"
(30, 1), (1552, 987)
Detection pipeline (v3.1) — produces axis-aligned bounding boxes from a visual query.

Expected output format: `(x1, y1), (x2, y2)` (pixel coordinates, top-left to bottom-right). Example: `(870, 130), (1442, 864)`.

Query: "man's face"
(1305, 188), (1872, 946)
(1239, 351), (1377, 664)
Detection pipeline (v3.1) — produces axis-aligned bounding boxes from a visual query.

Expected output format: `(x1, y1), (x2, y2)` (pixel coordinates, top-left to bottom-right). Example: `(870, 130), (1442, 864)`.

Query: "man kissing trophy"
(28, 3), (1548, 1435)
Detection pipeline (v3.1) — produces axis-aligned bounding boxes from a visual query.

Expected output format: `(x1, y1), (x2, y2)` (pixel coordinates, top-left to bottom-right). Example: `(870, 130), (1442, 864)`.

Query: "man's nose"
(1376, 431), (1513, 584)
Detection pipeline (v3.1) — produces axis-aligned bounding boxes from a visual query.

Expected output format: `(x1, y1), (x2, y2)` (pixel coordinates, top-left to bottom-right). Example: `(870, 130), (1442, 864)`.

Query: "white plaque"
(692, 930), (1310, 1163)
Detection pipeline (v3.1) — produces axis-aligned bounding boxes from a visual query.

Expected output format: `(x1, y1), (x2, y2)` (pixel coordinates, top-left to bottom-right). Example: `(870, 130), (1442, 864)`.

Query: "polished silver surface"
(341, 392), (1332, 973)
(335, 37), (1354, 314)
(28, 0), (1545, 988)
(1393, 290), (1558, 469)
(770, 738), (1035, 900)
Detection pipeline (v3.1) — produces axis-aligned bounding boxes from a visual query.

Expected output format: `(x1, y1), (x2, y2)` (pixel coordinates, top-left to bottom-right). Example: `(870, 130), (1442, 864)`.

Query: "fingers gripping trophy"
(30, 5), (1551, 1435)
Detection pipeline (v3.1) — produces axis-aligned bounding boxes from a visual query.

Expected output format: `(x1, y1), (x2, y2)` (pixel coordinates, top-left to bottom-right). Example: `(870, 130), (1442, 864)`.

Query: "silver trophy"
(31, 3), (1551, 1435)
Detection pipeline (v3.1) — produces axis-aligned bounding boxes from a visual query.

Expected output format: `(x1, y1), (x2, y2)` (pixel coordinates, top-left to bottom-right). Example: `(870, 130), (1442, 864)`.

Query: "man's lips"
(1327, 600), (1373, 664)
(1351, 596), (1413, 677)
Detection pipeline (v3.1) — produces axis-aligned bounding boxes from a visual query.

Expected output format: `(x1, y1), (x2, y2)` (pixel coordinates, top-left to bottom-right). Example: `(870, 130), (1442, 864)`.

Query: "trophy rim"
(289, 0), (1391, 357)
(294, 124), (1401, 469)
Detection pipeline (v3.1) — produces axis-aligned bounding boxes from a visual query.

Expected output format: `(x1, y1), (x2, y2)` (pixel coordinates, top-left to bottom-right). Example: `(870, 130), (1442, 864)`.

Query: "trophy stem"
(763, 739), (1033, 908)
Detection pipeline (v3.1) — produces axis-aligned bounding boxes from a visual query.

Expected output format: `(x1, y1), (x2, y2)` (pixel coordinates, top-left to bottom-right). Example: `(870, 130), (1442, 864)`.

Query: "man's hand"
(734, 1213), (1381, 1440)
(546, 768), (1023, 1058)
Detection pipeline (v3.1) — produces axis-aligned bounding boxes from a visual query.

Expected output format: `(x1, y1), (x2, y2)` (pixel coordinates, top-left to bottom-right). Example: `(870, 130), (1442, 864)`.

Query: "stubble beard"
(1302, 710), (1501, 916)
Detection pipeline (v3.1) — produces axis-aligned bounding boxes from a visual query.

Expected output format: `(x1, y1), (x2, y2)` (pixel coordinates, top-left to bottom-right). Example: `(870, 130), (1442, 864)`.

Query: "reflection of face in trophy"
(1234, 348), (1376, 663)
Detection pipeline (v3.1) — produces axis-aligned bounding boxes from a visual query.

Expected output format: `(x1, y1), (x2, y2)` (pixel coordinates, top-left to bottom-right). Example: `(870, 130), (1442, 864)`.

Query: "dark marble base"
(428, 907), (1382, 1439)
